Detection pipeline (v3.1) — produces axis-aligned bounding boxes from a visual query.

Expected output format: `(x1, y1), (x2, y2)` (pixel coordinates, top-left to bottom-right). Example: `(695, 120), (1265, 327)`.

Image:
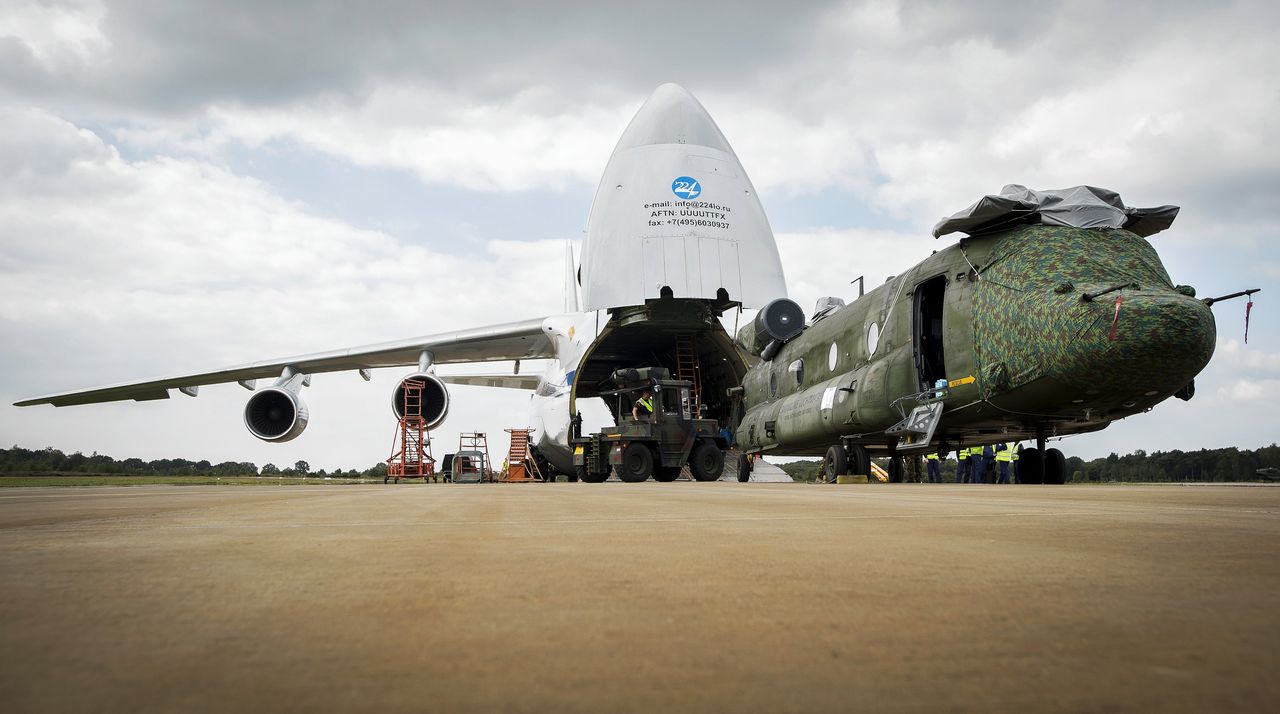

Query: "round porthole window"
(867, 322), (881, 355)
(788, 359), (804, 386)
(828, 342), (838, 371)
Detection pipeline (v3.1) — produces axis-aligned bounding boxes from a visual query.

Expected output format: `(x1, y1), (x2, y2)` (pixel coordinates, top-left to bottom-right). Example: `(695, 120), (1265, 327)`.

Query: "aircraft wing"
(437, 374), (543, 390)
(15, 317), (553, 407)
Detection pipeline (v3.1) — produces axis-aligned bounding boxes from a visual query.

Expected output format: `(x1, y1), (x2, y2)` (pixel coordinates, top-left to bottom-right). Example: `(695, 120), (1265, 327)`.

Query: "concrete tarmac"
(1, 483), (1277, 712)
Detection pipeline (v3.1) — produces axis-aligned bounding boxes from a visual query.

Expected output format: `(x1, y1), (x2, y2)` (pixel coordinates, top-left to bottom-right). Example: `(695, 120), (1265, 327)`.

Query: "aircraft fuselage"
(735, 225), (1217, 456)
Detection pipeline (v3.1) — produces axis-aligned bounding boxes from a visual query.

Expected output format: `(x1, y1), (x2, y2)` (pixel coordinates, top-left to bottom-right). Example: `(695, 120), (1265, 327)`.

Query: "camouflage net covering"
(972, 225), (1215, 400)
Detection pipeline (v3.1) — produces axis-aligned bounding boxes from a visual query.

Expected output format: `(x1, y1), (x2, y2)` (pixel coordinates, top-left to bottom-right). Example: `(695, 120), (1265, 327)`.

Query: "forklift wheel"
(619, 443), (655, 482)
(690, 442), (724, 482)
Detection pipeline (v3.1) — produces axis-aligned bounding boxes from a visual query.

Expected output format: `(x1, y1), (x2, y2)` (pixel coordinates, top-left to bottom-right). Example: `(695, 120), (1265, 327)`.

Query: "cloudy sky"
(2, 0), (1277, 471)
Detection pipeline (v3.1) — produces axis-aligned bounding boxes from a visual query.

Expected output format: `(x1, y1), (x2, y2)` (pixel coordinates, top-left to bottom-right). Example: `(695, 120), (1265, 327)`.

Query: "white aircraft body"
(16, 84), (788, 475)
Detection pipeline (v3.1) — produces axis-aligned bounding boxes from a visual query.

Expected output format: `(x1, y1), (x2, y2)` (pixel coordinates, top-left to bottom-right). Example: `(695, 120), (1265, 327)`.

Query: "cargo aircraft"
(16, 84), (788, 477)
(18, 86), (1253, 486)
(730, 185), (1258, 484)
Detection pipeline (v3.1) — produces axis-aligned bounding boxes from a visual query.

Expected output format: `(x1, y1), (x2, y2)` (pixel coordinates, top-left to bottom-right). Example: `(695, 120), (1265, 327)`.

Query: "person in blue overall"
(971, 445), (989, 484)
(926, 451), (942, 483)
(995, 442), (1015, 484)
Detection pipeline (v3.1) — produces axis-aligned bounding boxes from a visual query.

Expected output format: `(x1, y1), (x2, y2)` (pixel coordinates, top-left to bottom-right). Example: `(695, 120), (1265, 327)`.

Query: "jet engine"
(244, 386), (309, 442)
(391, 372), (450, 429)
(735, 297), (805, 359)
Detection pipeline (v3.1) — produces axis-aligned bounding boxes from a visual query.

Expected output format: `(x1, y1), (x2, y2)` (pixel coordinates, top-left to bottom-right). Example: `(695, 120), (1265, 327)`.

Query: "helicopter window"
(769, 370), (778, 398)
(867, 322), (881, 355)
(828, 342), (838, 371)
(788, 359), (804, 386)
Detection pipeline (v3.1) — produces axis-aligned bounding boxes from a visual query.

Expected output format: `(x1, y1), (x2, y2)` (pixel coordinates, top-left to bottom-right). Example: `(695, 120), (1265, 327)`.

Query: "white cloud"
(0, 0), (108, 69)
(7, 1), (1274, 227)
(775, 227), (933, 315)
(1214, 339), (1280, 373)
(200, 86), (631, 192)
(1222, 379), (1280, 403)
(0, 108), (573, 468)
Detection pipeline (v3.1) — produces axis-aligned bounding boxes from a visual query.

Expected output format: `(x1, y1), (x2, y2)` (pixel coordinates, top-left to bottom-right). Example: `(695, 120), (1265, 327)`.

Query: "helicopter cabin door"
(913, 275), (948, 392)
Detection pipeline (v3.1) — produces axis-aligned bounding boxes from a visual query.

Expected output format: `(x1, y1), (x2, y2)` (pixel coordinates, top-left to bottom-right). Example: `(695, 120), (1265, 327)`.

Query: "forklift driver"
(632, 388), (655, 422)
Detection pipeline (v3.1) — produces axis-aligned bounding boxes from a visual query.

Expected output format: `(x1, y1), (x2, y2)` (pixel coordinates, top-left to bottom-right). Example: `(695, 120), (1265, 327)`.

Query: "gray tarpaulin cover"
(932, 184), (1179, 239)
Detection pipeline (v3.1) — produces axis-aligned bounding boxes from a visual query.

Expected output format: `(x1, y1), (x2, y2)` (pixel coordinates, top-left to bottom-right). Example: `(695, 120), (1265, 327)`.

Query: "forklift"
(572, 367), (729, 483)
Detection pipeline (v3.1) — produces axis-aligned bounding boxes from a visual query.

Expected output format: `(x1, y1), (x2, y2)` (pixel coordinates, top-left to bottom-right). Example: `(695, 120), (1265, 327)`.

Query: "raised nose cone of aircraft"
(579, 84), (786, 312)
(612, 83), (735, 153)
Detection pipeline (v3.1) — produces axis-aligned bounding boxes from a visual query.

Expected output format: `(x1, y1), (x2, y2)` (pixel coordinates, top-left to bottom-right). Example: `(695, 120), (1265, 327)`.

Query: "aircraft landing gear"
(823, 446), (847, 483)
(1018, 448), (1043, 484)
(1044, 447), (1067, 484)
(1019, 424), (1067, 484)
(887, 455), (905, 483)
(847, 445), (871, 478)
(530, 447), (555, 483)
(824, 444), (874, 482)
(736, 452), (752, 482)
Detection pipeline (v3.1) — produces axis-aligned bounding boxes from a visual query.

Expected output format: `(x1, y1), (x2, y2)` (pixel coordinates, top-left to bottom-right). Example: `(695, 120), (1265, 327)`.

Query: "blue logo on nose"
(671, 176), (701, 199)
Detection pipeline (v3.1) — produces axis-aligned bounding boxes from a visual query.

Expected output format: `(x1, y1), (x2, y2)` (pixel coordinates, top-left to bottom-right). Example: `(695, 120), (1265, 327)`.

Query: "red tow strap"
(1108, 294), (1124, 342)
(1245, 298), (1254, 344)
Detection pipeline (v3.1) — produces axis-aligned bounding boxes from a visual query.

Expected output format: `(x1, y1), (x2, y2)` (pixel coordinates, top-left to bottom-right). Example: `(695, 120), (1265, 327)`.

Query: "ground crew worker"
(926, 451), (942, 483)
(971, 445), (987, 484)
(956, 447), (970, 483)
(632, 389), (655, 421)
(996, 441), (1015, 484)
(981, 444), (996, 484)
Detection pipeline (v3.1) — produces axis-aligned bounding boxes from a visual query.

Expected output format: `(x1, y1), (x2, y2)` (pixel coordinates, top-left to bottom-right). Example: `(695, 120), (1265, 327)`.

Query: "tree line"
(6, 443), (1278, 483)
(777, 443), (1280, 483)
(0, 445), (389, 479)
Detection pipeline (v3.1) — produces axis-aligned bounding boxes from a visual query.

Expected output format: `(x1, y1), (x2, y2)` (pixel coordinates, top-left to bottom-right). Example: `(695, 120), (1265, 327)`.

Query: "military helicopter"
(731, 185), (1259, 484)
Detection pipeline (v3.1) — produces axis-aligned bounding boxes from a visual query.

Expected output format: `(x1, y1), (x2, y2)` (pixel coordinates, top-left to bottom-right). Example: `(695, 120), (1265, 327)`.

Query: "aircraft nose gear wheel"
(618, 442), (655, 482)
(1044, 448), (1067, 485)
(736, 452), (752, 482)
(1018, 448), (1044, 484)
(690, 442), (725, 482)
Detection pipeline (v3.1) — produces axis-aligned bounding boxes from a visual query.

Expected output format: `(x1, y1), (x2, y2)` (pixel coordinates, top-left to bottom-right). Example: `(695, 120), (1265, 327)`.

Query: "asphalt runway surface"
(2, 483), (1277, 712)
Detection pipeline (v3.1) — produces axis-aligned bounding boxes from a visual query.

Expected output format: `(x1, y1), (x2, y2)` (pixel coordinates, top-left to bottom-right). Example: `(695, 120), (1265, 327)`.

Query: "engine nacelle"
(392, 372), (449, 429)
(244, 386), (309, 442)
(735, 297), (805, 357)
